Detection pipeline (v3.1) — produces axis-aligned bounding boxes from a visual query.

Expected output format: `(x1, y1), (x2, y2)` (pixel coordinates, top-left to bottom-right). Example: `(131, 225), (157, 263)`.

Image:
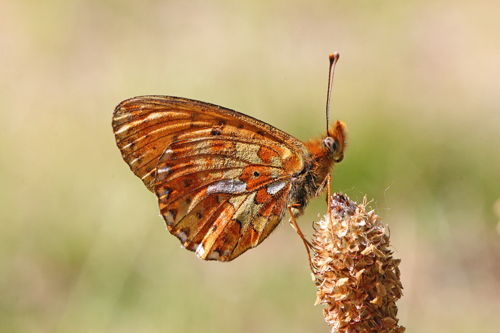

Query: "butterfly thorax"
(289, 120), (347, 217)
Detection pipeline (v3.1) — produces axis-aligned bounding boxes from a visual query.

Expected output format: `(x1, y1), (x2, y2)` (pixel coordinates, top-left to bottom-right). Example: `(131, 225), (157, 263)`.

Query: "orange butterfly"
(112, 53), (347, 261)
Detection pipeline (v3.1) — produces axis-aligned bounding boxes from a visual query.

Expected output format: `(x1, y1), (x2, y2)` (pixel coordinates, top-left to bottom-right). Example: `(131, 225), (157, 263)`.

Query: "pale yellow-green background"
(2, 0), (500, 332)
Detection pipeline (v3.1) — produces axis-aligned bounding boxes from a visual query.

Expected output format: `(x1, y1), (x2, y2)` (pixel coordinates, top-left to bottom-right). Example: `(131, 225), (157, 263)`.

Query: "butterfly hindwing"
(154, 135), (294, 261)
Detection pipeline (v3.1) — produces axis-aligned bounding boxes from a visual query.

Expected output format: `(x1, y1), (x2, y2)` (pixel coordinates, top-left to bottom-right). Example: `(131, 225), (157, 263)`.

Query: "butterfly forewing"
(113, 96), (309, 261)
(112, 96), (308, 191)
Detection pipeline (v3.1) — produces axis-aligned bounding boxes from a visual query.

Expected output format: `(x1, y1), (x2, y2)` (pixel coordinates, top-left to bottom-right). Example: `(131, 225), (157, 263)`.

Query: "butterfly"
(112, 53), (347, 261)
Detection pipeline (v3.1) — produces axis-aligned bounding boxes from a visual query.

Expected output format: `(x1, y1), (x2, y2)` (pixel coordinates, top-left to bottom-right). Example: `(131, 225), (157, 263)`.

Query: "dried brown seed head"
(311, 193), (405, 333)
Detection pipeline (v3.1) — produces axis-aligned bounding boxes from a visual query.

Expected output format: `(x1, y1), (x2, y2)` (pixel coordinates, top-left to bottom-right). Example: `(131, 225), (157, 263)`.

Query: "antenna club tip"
(329, 52), (340, 62)
(326, 52), (340, 130)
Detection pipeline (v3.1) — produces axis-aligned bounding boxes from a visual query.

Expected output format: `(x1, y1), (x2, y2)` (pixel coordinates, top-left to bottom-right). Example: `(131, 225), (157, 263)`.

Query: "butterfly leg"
(325, 173), (332, 217)
(288, 204), (314, 273)
(314, 173), (333, 216)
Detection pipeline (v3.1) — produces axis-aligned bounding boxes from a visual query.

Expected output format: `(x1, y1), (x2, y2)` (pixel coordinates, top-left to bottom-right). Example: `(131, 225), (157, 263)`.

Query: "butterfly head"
(324, 120), (348, 163)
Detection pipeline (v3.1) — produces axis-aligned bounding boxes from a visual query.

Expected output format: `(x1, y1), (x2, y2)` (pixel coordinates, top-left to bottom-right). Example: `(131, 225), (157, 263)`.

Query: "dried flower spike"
(311, 193), (405, 333)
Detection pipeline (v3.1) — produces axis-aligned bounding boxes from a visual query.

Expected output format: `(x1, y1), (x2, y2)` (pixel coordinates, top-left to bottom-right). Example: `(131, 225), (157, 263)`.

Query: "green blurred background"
(2, 0), (500, 332)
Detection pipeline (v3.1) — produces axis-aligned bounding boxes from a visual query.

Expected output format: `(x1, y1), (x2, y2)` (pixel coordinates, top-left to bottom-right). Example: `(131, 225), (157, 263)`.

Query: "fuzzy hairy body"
(289, 120), (347, 217)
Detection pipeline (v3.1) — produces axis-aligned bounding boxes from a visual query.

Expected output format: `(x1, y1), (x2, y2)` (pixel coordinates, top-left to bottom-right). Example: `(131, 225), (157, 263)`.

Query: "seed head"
(311, 193), (405, 333)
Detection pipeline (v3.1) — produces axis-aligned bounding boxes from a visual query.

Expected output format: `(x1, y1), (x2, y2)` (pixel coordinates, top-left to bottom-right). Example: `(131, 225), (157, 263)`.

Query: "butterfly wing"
(113, 96), (309, 261)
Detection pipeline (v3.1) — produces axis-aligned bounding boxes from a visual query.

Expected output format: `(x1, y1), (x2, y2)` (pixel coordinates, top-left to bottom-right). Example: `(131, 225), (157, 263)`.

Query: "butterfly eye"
(323, 137), (338, 153)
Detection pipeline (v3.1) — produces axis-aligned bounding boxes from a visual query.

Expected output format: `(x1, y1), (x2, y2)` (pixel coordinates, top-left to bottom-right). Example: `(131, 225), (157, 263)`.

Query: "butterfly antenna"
(326, 52), (340, 134)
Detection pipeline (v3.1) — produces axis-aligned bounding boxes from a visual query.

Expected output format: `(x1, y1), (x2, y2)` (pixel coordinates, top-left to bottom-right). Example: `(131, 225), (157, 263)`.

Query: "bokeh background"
(2, 0), (500, 332)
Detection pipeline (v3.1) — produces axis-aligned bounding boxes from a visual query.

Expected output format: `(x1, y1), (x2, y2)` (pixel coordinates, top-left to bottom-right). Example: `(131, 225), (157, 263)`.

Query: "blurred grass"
(1, 0), (500, 332)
